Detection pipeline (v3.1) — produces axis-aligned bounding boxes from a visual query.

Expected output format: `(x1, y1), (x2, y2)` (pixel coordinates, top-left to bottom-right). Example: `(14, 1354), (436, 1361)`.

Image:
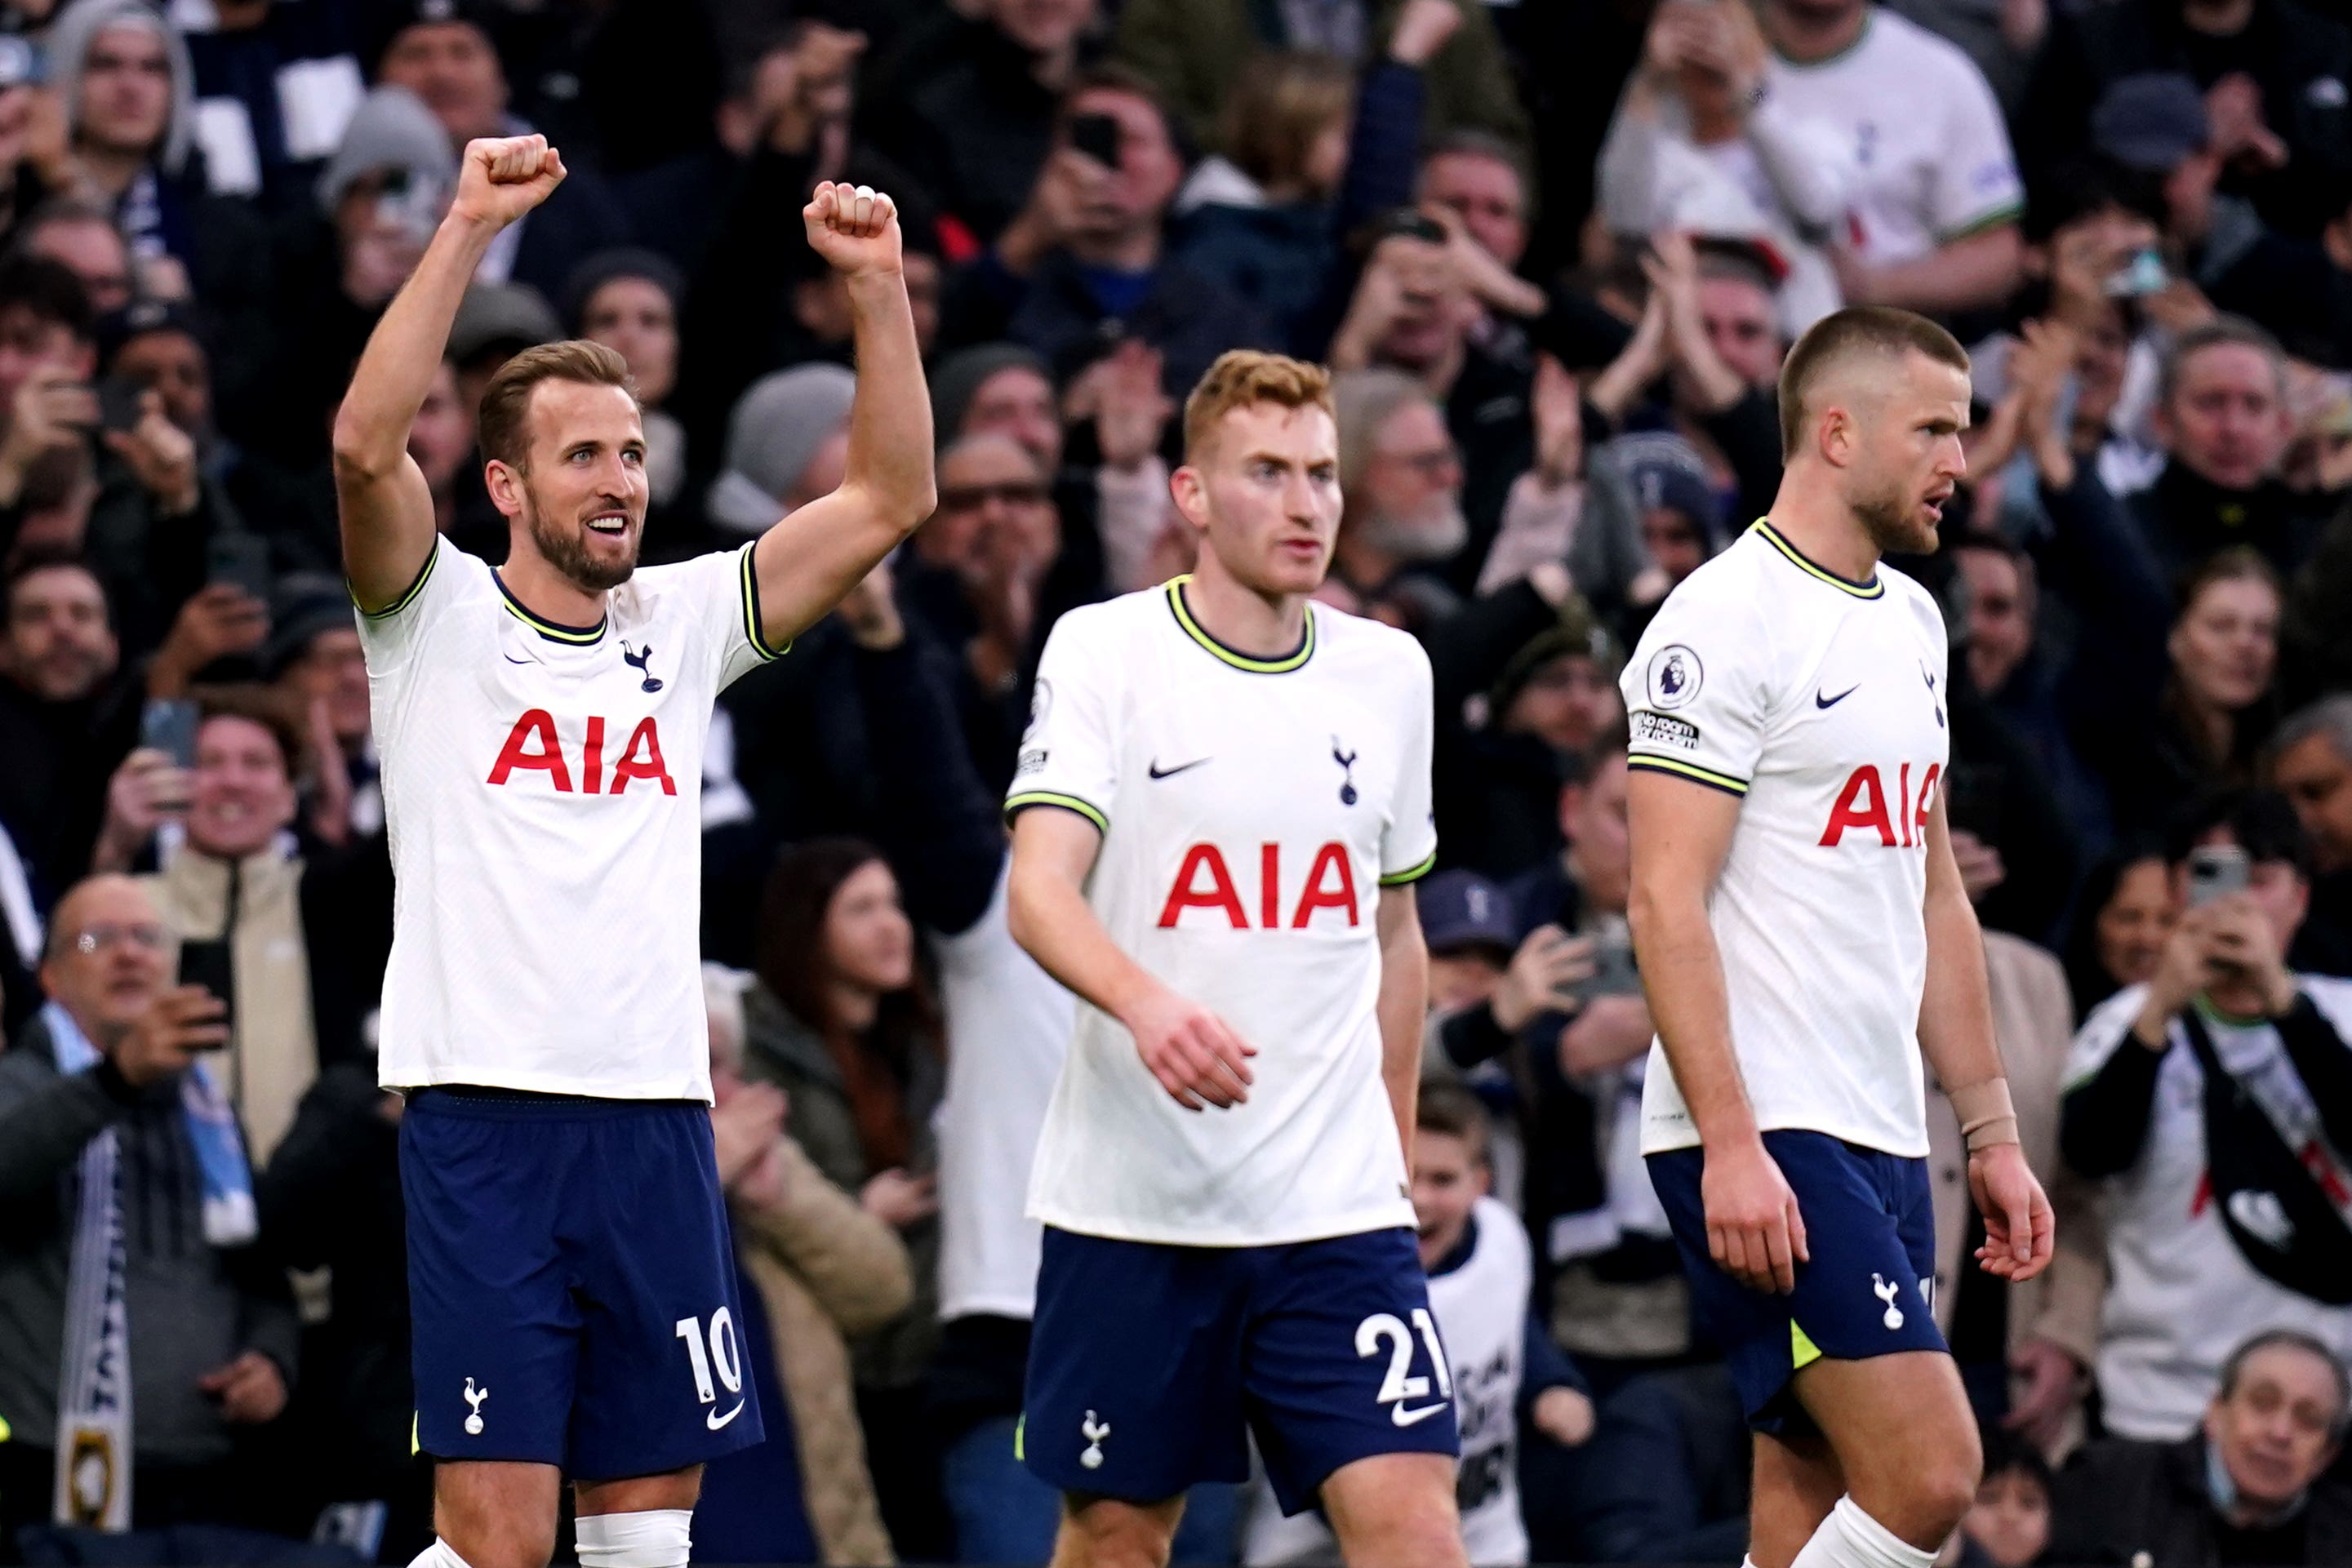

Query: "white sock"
(575, 1508), (693, 1568)
(407, 1540), (473, 1568)
(1789, 1496), (1936, 1568)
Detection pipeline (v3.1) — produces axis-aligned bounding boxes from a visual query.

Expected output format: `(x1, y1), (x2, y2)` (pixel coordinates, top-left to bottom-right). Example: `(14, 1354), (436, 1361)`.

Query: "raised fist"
(451, 135), (567, 231)
(803, 181), (902, 279)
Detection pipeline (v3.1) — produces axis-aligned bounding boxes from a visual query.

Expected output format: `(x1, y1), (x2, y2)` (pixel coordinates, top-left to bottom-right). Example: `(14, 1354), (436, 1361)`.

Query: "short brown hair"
(1182, 349), (1335, 463)
(1776, 306), (1971, 459)
(476, 339), (636, 472)
(193, 683), (306, 780)
(1416, 1077), (1491, 1159)
(2159, 315), (2287, 408)
(1220, 52), (1354, 193)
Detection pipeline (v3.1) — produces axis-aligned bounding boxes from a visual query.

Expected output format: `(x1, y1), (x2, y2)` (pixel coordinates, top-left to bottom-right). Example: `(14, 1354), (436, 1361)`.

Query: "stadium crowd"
(0, 0), (2350, 1562)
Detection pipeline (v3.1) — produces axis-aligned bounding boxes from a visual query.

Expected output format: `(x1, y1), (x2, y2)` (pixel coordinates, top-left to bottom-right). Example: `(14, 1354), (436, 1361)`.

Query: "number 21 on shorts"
(1358, 1307), (1452, 1426)
(676, 1310), (748, 1429)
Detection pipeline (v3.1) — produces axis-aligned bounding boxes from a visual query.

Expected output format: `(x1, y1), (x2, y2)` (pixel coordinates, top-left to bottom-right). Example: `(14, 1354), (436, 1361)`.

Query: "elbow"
(330, 406), (393, 484)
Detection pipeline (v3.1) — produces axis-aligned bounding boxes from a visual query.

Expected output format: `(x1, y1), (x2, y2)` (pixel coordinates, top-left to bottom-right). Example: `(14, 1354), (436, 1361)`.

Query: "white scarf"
(45, 1003), (134, 1530)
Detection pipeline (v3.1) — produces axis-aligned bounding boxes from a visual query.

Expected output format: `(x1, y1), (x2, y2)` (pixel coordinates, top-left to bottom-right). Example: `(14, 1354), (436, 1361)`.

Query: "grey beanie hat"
(49, 0), (196, 175)
(928, 342), (1051, 444)
(317, 85), (456, 217)
(709, 364), (858, 534)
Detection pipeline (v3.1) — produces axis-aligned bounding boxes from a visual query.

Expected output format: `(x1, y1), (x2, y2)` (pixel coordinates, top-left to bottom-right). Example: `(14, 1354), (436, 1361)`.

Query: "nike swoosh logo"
(1391, 1401), (1450, 1428)
(1148, 757), (1210, 780)
(706, 1400), (745, 1431)
(1815, 684), (1860, 708)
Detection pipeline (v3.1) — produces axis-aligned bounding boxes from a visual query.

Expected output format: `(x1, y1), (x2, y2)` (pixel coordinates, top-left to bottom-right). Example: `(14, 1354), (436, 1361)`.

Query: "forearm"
(2059, 1034), (2164, 1175)
(1852, 227), (2023, 315)
(0, 1066), (131, 1200)
(331, 216), (494, 473)
(2272, 995), (2352, 1157)
(839, 272), (936, 521)
(1007, 849), (1163, 1024)
(1379, 908), (1430, 1161)
(1917, 882), (2005, 1098)
(1628, 887), (1754, 1146)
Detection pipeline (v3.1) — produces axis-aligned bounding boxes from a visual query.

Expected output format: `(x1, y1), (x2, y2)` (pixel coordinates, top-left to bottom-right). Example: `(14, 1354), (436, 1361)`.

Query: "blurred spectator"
(21, 198), (136, 315)
(1478, 362), (1647, 613)
(367, 0), (633, 299)
(445, 280), (558, 427)
(1755, 0), (2026, 315)
(2272, 695), (2352, 975)
(2138, 548), (2285, 832)
(0, 873), (293, 1541)
(706, 363), (854, 546)
(1958, 1428), (2054, 1567)
(696, 969), (910, 1567)
(93, 688), (389, 1166)
(180, 0), (367, 211)
(2060, 789), (2352, 1441)
(562, 248), (687, 504)
(1327, 366), (1467, 627)
(1419, 132), (1530, 281)
(1115, 0), (1528, 154)
(2139, 318), (2329, 580)
(1242, 1082), (1592, 1566)
(1561, 1363), (1751, 1562)
(745, 837), (949, 1559)
(264, 571), (380, 845)
(1597, 0), (1855, 335)
(2047, 1329), (2352, 1564)
(0, 549), (137, 902)
(945, 65), (1277, 399)
(2063, 847), (2180, 1021)
(2021, 0), (2352, 240)
(886, 0), (1099, 247)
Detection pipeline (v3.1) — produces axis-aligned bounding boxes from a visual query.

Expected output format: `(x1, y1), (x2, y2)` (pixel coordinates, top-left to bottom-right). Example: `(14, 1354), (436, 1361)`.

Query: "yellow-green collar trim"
(1164, 576), (1315, 673)
(496, 571), (607, 645)
(1753, 521), (1885, 599)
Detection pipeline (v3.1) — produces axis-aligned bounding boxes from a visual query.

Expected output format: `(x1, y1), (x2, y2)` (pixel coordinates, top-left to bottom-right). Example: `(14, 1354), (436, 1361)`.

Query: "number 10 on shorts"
(675, 1310), (749, 1428)
(1358, 1307), (1452, 1425)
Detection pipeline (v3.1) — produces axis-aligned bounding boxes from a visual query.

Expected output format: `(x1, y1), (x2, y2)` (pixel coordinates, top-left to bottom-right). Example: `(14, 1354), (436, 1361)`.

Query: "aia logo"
(487, 708), (676, 795)
(1158, 842), (1360, 928)
(1819, 762), (1940, 848)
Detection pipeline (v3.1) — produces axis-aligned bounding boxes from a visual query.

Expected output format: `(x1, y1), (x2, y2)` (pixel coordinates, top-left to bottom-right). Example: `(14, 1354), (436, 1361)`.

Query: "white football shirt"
(359, 536), (780, 1100)
(1767, 8), (2023, 267)
(1620, 522), (1951, 1157)
(1009, 579), (1436, 1246)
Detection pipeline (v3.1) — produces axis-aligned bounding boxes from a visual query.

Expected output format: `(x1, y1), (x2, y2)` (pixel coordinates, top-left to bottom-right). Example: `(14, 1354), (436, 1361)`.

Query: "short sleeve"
(638, 544), (785, 695)
(353, 535), (466, 674)
(1004, 610), (1118, 835)
(1618, 590), (1771, 797)
(1926, 54), (2024, 240)
(1380, 641), (1438, 885)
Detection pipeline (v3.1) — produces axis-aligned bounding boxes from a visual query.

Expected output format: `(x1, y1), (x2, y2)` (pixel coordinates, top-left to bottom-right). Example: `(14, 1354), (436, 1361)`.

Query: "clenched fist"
(451, 134), (567, 231)
(803, 180), (902, 279)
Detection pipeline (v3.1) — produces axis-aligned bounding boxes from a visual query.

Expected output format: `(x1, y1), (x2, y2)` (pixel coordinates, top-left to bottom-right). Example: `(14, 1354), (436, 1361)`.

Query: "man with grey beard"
(1329, 368), (1473, 632)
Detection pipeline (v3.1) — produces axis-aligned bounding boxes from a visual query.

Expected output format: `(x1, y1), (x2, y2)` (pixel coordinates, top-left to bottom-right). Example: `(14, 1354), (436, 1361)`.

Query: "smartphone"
(2186, 843), (2251, 907)
(1379, 207), (1450, 247)
(2105, 247), (2168, 298)
(176, 936), (235, 1046)
(207, 531), (273, 602)
(140, 696), (199, 770)
(96, 375), (144, 436)
(1068, 113), (1123, 169)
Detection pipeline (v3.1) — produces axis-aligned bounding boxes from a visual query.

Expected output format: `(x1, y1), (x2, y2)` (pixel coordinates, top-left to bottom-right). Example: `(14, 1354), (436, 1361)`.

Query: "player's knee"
(1915, 1424), (1984, 1534)
(1054, 1495), (1180, 1568)
(429, 1517), (556, 1568)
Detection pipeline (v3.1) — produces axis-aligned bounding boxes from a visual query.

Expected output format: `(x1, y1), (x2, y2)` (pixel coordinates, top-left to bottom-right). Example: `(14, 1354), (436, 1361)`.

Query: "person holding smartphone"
(2059, 788), (2352, 1443)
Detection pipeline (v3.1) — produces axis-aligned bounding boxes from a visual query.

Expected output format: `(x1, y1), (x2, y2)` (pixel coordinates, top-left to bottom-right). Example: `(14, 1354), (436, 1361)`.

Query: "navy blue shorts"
(1023, 1225), (1458, 1516)
(1647, 1130), (1945, 1434)
(400, 1089), (765, 1478)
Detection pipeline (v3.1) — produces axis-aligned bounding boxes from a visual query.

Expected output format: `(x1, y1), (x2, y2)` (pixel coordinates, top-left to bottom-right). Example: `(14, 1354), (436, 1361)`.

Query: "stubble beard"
(1851, 474), (1937, 557)
(523, 490), (638, 593)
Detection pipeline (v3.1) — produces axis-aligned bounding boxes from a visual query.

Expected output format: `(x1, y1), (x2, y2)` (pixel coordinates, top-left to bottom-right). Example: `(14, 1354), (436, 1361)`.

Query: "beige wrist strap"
(1951, 1078), (2020, 1152)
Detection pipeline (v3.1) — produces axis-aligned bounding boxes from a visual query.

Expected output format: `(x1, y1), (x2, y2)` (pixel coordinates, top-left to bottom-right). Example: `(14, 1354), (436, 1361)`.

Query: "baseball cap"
(265, 572), (354, 676)
(96, 298), (210, 369)
(447, 282), (560, 367)
(1417, 870), (1518, 957)
(2091, 73), (2211, 174)
(360, 0), (499, 78)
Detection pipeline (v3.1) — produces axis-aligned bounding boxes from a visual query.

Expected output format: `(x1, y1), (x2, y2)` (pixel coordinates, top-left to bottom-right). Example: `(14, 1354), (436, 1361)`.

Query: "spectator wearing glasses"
(1327, 366), (1469, 629)
(0, 873), (295, 1542)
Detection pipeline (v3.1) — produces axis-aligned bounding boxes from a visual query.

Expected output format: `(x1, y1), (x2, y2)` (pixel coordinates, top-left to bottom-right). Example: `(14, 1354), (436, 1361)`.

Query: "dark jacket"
(0, 1010), (298, 1467)
(2048, 1435), (2352, 1566)
(2129, 461), (2332, 586)
(0, 669), (142, 905)
(881, 18), (1069, 247)
(1426, 579), (1576, 877)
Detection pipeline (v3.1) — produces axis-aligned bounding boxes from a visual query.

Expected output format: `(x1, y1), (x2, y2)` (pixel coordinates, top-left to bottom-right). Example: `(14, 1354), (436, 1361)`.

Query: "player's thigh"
(400, 1092), (581, 1470)
(1748, 1428), (1843, 1568)
(568, 1103), (767, 1482)
(1320, 1451), (1467, 1568)
(433, 1460), (562, 1568)
(1790, 1351), (1981, 1539)
(1051, 1491), (1187, 1568)
(1025, 1228), (1254, 1506)
(1241, 1228), (1460, 1520)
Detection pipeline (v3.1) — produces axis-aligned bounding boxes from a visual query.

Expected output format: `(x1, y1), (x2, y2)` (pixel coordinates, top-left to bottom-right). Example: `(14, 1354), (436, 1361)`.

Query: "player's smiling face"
(1845, 351), (1970, 555)
(495, 380), (649, 593)
(1177, 402), (1343, 597)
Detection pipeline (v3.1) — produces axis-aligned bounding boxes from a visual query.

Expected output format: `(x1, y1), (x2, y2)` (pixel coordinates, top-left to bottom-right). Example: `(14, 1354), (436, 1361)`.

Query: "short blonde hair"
(1182, 349), (1335, 464)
